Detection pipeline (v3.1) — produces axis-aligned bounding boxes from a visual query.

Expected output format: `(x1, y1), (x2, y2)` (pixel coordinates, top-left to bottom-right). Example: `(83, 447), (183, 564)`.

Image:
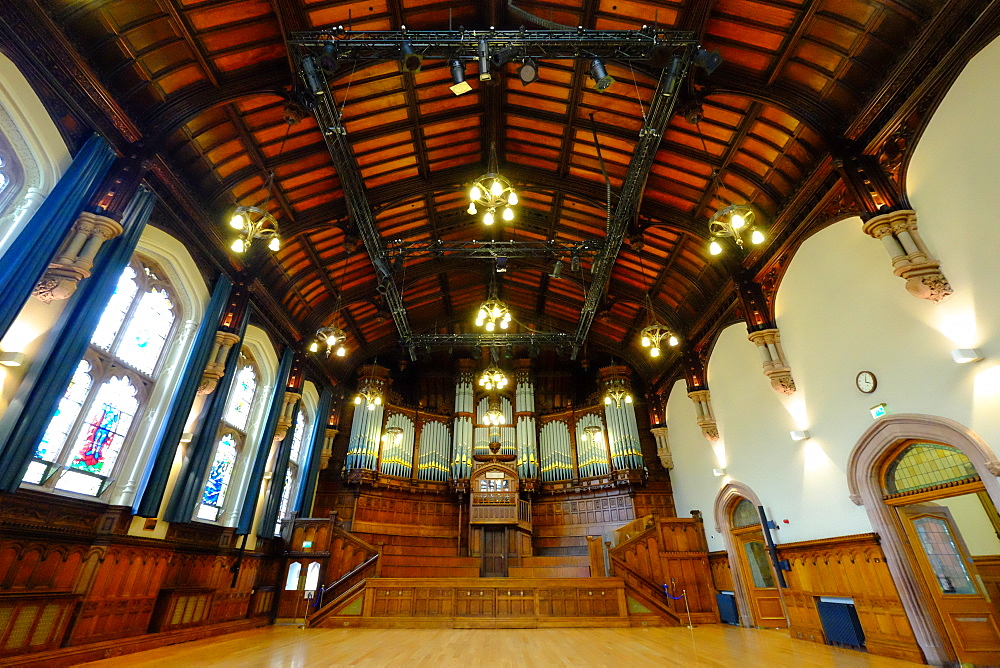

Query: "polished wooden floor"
(80, 624), (923, 667)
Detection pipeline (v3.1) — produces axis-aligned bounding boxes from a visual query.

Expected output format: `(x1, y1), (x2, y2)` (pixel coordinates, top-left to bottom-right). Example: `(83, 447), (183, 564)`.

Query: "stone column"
(650, 426), (672, 469)
(33, 212), (123, 302)
(747, 328), (796, 394)
(198, 330), (242, 395)
(863, 209), (952, 302)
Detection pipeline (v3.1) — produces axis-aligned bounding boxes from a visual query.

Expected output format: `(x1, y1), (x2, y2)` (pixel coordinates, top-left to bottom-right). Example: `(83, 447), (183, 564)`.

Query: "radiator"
(716, 591), (739, 626)
(816, 598), (865, 650)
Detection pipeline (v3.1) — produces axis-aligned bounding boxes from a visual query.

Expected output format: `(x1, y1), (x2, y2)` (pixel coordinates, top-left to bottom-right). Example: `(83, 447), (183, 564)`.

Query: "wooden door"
(735, 530), (787, 628)
(900, 504), (1000, 665)
(481, 526), (507, 577)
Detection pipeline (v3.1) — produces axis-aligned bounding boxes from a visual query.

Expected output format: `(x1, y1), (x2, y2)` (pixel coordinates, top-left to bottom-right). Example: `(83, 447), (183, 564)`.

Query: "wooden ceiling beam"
(155, 0), (220, 87)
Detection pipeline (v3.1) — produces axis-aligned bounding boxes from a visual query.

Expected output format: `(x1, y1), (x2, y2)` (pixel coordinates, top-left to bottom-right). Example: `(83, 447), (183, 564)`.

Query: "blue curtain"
(0, 134), (116, 340)
(162, 304), (249, 523)
(0, 187), (157, 492)
(132, 275), (233, 517)
(256, 400), (300, 538)
(236, 346), (294, 535)
(294, 387), (333, 517)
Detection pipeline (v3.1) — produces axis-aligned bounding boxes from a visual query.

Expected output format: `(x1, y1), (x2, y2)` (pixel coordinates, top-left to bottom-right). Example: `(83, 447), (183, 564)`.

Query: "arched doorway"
(714, 482), (788, 629)
(848, 414), (1000, 666)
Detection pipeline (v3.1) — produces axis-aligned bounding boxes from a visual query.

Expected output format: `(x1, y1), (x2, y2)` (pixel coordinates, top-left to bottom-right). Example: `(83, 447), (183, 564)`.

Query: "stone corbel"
(198, 331), (242, 395)
(650, 426), (673, 469)
(320, 428), (339, 469)
(274, 391), (302, 443)
(33, 212), (123, 303)
(863, 209), (952, 302)
(687, 389), (719, 442)
(747, 328), (796, 395)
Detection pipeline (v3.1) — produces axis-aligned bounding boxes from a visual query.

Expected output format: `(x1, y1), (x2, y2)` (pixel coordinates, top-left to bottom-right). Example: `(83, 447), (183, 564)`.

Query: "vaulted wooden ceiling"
(31, 0), (976, 384)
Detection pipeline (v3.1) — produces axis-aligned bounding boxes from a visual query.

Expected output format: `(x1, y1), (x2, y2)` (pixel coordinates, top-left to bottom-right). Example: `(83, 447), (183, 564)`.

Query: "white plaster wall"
(933, 494), (1000, 557)
(666, 36), (1000, 547)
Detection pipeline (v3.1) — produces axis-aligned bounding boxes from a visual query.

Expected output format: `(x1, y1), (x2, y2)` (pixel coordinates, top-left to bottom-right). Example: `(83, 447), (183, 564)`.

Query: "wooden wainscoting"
(776, 533), (922, 664)
(708, 551), (734, 591)
(311, 577), (630, 629)
(0, 490), (281, 662)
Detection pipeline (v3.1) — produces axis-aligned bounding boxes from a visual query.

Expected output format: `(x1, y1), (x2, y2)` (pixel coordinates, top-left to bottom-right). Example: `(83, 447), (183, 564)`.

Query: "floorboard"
(79, 624), (924, 667)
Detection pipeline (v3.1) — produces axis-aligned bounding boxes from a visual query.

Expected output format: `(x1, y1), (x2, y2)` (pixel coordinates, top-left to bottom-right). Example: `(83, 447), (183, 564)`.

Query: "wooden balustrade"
(613, 515), (654, 546)
(608, 515), (717, 625)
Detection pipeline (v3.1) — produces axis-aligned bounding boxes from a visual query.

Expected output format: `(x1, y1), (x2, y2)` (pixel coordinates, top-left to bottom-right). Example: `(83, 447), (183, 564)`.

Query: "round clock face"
(856, 371), (877, 393)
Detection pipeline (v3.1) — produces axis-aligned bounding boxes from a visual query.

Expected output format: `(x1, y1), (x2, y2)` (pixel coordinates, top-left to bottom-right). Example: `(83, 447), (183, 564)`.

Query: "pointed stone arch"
(846, 413), (1000, 666)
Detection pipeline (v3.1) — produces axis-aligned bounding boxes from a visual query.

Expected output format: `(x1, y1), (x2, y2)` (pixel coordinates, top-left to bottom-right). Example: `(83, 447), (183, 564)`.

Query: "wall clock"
(856, 371), (877, 393)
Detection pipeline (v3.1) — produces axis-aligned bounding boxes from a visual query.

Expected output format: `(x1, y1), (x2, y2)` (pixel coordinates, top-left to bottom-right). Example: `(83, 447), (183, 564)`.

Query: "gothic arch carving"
(846, 413), (1000, 666)
(713, 481), (777, 629)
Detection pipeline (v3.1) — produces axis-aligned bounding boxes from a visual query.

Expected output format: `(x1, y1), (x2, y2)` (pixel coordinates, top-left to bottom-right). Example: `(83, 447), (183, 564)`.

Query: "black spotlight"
(549, 259), (564, 279)
(693, 48), (723, 76)
(492, 47), (518, 67)
(400, 40), (422, 73)
(649, 43), (672, 69)
(449, 59), (472, 96)
(518, 57), (539, 86)
(478, 37), (491, 81)
(570, 254), (581, 273)
(589, 59), (614, 91)
(317, 43), (338, 73)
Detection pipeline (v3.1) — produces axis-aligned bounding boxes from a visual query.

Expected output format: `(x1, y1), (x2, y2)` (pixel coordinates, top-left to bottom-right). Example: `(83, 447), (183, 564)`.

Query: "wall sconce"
(0, 352), (27, 367)
(951, 348), (984, 364)
(712, 468), (727, 477)
(789, 430), (810, 441)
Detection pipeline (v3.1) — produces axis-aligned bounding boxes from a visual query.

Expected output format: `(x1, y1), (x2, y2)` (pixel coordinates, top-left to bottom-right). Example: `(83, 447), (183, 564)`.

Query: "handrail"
(609, 519), (658, 556)
(610, 555), (681, 625)
(318, 554), (378, 607)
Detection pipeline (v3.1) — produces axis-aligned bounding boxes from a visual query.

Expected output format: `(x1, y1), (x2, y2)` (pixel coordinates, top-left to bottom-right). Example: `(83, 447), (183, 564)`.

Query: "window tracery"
(22, 257), (177, 497)
(198, 349), (260, 522)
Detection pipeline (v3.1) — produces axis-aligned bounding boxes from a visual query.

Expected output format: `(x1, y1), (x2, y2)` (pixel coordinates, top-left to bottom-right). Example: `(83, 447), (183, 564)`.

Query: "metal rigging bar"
(289, 29), (697, 62)
(297, 55), (417, 359)
(387, 239), (604, 260)
(572, 52), (694, 359)
(409, 332), (574, 348)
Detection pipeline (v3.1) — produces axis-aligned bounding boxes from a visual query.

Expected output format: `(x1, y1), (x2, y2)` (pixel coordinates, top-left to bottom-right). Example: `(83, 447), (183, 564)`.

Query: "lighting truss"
(407, 332), (574, 349)
(290, 28), (697, 63)
(386, 239), (604, 260)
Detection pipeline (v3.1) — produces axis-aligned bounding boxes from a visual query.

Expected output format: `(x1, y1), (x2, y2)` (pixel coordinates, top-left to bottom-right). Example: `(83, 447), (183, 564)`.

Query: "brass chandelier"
(478, 364), (509, 391)
(467, 143), (517, 226)
(708, 204), (765, 256)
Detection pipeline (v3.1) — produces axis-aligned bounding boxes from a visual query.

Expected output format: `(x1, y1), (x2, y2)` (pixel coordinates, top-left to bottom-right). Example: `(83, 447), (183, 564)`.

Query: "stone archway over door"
(714, 481), (787, 629)
(847, 413), (1000, 666)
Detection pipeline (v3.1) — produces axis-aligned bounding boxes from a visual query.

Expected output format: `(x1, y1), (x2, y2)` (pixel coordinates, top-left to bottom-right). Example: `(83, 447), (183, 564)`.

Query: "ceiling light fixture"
(228, 170), (282, 254)
(475, 296), (512, 332)
(353, 386), (383, 411)
(637, 257), (679, 358)
(484, 396), (506, 426)
(604, 378), (633, 407)
(449, 59), (472, 96)
(478, 363), (509, 391)
(382, 425), (404, 445)
(589, 58), (614, 91)
(707, 204), (765, 256)
(468, 143), (517, 226)
(310, 325), (347, 358)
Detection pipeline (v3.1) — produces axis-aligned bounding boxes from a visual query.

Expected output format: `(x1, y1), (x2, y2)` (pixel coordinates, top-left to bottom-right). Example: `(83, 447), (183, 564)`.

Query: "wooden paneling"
(709, 551), (734, 591)
(973, 555), (1000, 615)
(0, 490), (280, 660)
(609, 515), (717, 624)
(312, 577), (630, 628)
(776, 533), (922, 664)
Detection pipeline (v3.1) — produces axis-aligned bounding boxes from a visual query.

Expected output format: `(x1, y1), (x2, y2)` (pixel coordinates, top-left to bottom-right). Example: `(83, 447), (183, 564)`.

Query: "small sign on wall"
(870, 403), (888, 419)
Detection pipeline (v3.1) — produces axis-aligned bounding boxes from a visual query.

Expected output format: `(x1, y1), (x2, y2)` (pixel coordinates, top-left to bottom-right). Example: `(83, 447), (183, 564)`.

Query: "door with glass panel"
(899, 504), (1000, 665)
(730, 499), (787, 628)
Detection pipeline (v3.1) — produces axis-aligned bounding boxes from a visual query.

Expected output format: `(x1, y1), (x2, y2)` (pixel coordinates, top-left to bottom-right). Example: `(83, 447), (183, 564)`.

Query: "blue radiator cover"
(816, 600), (865, 649)
(716, 592), (739, 626)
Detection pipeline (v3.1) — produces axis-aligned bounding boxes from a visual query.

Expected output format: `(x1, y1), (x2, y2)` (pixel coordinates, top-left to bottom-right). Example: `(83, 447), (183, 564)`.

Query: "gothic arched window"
(197, 349), (259, 522)
(275, 408), (309, 534)
(0, 131), (25, 219)
(24, 258), (178, 497)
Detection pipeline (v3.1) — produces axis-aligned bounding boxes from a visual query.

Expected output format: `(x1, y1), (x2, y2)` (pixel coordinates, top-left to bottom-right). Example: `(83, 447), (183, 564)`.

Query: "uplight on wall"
(712, 468), (727, 477)
(0, 352), (27, 367)
(951, 348), (984, 364)
(789, 430), (810, 442)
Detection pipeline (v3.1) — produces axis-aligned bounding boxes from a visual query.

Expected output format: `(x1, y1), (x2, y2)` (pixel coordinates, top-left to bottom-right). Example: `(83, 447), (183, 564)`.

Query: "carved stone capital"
(849, 494), (864, 507)
(767, 370), (797, 395)
(197, 363), (226, 396)
(698, 419), (720, 442)
(986, 460), (1000, 477)
(902, 267), (953, 302)
(32, 265), (90, 302)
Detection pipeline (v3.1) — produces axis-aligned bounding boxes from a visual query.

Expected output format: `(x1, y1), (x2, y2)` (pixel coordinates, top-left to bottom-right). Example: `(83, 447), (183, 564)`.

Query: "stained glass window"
(224, 363), (257, 431)
(23, 257), (179, 497)
(884, 442), (978, 495)
(276, 410), (308, 534)
(732, 499), (761, 528)
(199, 434), (238, 521)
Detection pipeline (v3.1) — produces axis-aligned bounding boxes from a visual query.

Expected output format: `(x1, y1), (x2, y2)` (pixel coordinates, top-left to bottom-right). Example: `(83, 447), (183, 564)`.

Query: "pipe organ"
(343, 362), (646, 486)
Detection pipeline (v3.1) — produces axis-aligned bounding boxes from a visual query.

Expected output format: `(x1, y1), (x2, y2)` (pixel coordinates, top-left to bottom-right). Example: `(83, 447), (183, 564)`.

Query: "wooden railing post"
(587, 536), (605, 577)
